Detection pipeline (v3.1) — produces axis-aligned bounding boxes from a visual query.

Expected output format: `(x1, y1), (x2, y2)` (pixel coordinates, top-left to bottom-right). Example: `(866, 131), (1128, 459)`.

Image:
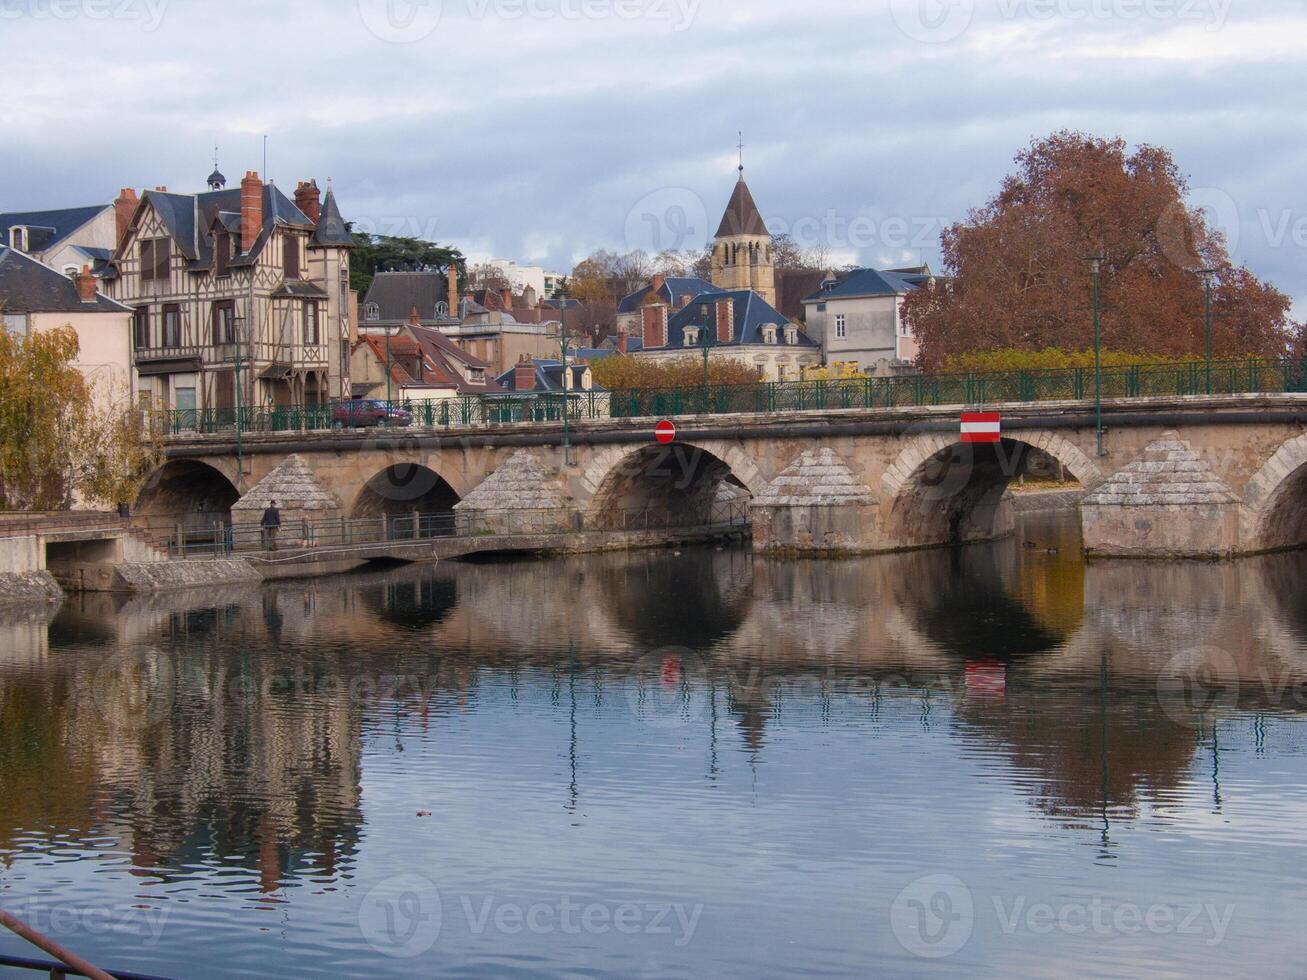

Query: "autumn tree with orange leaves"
(903, 131), (1303, 369)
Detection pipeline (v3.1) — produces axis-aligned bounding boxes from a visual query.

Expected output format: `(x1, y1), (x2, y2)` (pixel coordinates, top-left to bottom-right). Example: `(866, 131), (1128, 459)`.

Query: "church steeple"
(206, 146), (227, 191)
(710, 138), (775, 306)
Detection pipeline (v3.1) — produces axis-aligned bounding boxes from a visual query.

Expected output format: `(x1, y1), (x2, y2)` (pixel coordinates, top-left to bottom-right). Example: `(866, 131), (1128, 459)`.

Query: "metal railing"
(157, 358), (1307, 437)
(166, 502), (751, 558)
(1, 905), (175, 980)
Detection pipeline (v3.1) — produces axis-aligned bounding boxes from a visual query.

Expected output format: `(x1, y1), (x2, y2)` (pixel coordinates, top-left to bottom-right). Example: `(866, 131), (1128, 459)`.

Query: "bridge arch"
(882, 431), (1103, 549)
(351, 462), (461, 520)
(584, 442), (762, 530)
(1242, 432), (1307, 552)
(135, 459), (241, 529)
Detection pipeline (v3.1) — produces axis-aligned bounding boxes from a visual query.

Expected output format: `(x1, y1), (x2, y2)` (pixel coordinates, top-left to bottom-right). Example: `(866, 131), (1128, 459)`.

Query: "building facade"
(801, 266), (933, 370)
(1, 204), (118, 278)
(103, 171), (353, 419)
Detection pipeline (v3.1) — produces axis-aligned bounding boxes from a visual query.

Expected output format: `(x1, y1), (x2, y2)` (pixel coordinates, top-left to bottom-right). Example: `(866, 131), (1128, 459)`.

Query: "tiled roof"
(0, 245), (131, 313)
(494, 358), (601, 393)
(715, 177), (768, 237)
(802, 267), (927, 303)
(655, 289), (818, 349)
(357, 325), (505, 395)
(0, 205), (108, 254)
(617, 276), (716, 314)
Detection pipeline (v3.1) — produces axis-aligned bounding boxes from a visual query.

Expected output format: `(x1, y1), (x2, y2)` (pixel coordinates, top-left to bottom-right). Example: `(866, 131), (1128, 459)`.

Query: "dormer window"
(365, 303), (380, 322)
(684, 326), (700, 347)
(785, 326), (799, 345)
(468, 367), (485, 383)
(215, 231), (231, 277)
(10, 227), (27, 251)
(436, 301), (448, 315)
(140, 238), (169, 282)
(762, 324), (778, 345)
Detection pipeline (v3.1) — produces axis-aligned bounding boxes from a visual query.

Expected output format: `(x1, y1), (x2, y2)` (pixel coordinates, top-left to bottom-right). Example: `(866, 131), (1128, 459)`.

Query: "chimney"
(408, 305), (422, 326)
(294, 180), (321, 225)
(642, 305), (667, 348)
(74, 265), (98, 304)
(240, 171), (264, 254)
(651, 273), (665, 295)
(616, 329), (628, 354)
(514, 354), (537, 392)
(715, 298), (734, 343)
(113, 188), (138, 246)
(500, 288), (514, 311)
(447, 266), (459, 318)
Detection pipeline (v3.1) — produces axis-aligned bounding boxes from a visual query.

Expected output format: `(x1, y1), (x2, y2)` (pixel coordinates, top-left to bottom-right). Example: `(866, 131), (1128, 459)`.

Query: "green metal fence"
(160, 358), (1307, 436)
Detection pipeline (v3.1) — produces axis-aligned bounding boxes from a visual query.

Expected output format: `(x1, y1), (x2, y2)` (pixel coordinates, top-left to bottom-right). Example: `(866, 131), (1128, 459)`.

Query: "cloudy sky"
(1, 0), (1303, 313)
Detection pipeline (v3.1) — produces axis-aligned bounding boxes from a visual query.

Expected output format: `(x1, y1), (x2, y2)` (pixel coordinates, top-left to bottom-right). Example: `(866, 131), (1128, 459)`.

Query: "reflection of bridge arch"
(583, 442), (762, 529)
(1242, 432), (1307, 552)
(882, 433), (1102, 548)
(351, 463), (461, 519)
(136, 460), (241, 527)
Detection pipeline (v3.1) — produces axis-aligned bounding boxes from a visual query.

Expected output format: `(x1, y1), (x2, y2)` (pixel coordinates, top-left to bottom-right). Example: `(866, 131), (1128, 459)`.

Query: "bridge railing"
(156, 358), (1307, 437)
(166, 502), (752, 558)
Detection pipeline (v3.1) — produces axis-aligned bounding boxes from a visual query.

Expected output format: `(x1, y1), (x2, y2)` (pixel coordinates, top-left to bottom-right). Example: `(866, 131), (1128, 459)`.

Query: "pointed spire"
(715, 176), (768, 238)
(311, 187), (353, 248)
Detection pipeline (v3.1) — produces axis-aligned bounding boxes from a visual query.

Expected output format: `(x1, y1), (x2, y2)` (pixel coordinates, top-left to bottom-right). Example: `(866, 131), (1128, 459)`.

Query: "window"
(9, 227), (26, 251)
(900, 320), (911, 336)
(163, 304), (181, 347)
(365, 303), (380, 322)
(3, 313), (28, 337)
(212, 300), (236, 345)
(762, 324), (777, 345)
(785, 326), (799, 345)
(468, 367), (485, 383)
(140, 238), (169, 282)
(304, 302), (319, 345)
(835, 314), (846, 339)
(283, 234), (300, 279)
(133, 307), (151, 349)
(683, 326), (700, 347)
(435, 301), (448, 315)
(215, 231), (231, 277)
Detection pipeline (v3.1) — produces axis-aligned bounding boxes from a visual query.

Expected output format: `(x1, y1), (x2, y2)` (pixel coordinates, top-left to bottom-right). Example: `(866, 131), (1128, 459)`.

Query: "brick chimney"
(74, 265), (98, 304)
(409, 306), (422, 326)
(715, 298), (734, 343)
(113, 188), (138, 246)
(447, 266), (459, 317)
(616, 329), (628, 354)
(651, 273), (665, 296)
(500, 287), (514, 311)
(294, 180), (321, 225)
(514, 354), (537, 392)
(240, 171), (264, 254)
(642, 305), (668, 348)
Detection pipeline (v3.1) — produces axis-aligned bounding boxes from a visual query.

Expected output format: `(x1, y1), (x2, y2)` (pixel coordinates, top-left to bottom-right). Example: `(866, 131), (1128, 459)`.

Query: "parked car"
(331, 399), (413, 428)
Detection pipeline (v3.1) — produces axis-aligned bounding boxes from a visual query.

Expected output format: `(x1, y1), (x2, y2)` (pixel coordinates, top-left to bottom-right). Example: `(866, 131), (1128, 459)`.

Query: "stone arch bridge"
(141, 394), (1307, 559)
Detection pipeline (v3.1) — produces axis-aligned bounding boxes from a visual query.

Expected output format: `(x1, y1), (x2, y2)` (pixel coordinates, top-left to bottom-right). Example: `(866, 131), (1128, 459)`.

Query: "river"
(1, 512), (1306, 977)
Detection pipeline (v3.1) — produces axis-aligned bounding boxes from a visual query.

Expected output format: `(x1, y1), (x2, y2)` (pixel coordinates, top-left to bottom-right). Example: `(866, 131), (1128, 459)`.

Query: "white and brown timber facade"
(104, 170), (353, 419)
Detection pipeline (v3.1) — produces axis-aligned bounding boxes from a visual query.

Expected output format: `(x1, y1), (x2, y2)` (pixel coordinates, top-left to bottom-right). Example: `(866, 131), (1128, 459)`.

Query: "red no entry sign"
(961, 412), (1001, 444)
(655, 420), (677, 445)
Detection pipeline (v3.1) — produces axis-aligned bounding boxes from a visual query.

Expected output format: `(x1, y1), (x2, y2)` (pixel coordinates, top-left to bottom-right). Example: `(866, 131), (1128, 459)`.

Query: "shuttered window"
(212, 300), (236, 345)
(215, 232), (230, 277)
(140, 238), (170, 282)
(133, 307), (151, 348)
(283, 235), (300, 279)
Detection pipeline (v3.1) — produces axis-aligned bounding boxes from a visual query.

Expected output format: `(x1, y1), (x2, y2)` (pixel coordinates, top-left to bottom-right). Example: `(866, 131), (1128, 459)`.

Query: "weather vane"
(737, 131), (744, 175)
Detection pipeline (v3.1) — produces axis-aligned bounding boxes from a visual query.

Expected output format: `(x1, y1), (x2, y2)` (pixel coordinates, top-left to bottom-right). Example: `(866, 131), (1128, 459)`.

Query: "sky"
(1, 0), (1304, 315)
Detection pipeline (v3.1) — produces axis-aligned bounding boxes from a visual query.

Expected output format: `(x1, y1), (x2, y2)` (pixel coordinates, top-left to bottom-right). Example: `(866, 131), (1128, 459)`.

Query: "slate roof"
(312, 189), (353, 248)
(0, 245), (131, 314)
(1082, 433), (1238, 507)
(0, 205), (108, 254)
(107, 182), (334, 277)
(494, 359), (600, 393)
(715, 178), (769, 237)
(617, 275), (716, 314)
(802, 267), (928, 303)
(361, 271), (451, 321)
(654, 289), (819, 350)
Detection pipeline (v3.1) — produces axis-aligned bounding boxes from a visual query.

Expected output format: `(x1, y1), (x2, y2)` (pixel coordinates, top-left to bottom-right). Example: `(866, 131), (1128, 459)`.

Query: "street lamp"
(1087, 256), (1106, 457)
(558, 292), (571, 466)
(701, 320), (711, 407)
(1198, 268), (1216, 395)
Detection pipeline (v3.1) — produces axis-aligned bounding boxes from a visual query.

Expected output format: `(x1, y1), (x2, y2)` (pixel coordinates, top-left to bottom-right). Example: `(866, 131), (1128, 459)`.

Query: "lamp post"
(1088, 256), (1106, 457)
(701, 322), (711, 407)
(559, 291), (571, 466)
(1199, 268), (1216, 395)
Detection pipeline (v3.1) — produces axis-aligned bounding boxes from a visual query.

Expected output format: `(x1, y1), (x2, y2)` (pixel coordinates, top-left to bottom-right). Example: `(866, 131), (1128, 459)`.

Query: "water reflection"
(2, 515), (1307, 976)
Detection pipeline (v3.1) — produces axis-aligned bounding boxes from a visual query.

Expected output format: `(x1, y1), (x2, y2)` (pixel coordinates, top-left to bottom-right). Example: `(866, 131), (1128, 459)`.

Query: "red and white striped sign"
(961, 412), (1001, 444)
(655, 420), (677, 445)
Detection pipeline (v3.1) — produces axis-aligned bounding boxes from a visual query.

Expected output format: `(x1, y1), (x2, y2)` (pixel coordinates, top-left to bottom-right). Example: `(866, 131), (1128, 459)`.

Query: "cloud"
(0, 0), (1302, 316)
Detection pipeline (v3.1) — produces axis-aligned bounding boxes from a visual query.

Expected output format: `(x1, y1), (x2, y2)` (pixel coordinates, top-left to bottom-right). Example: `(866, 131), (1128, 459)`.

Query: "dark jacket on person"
(261, 506), (281, 528)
